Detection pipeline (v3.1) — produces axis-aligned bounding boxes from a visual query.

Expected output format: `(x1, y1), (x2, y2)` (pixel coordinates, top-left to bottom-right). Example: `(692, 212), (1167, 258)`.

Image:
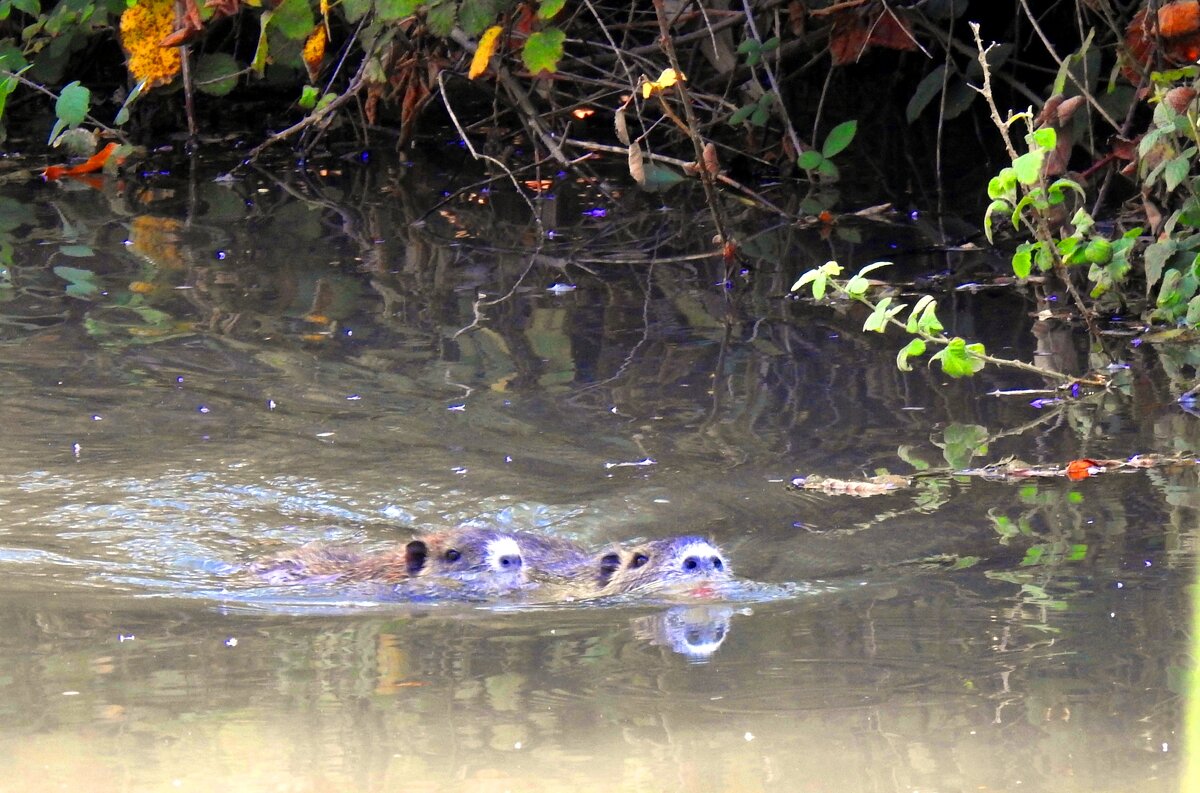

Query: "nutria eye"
(445, 549), (462, 562)
(711, 557), (723, 571)
(631, 553), (649, 569)
(683, 556), (699, 571)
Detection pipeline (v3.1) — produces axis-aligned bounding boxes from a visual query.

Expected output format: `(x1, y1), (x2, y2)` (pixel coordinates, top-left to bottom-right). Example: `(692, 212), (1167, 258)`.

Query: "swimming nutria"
(594, 535), (732, 597)
(509, 532), (595, 579)
(251, 527), (526, 590)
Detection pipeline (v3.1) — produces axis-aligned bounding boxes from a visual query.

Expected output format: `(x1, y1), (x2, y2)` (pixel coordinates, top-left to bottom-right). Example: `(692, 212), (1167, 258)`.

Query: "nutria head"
(407, 528), (525, 583)
(596, 535), (732, 596)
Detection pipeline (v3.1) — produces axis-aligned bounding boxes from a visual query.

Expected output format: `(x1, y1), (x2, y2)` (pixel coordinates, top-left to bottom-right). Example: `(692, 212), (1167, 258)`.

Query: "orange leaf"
(1065, 458), (1101, 480)
(42, 142), (121, 182)
(303, 24), (327, 82)
(469, 25), (503, 79)
(1159, 0), (1200, 38)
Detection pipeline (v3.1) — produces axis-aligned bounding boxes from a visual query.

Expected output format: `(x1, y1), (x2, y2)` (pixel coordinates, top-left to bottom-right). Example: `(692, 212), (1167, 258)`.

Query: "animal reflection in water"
(250, 528), (781, 659)
(633, 605), (739, 661)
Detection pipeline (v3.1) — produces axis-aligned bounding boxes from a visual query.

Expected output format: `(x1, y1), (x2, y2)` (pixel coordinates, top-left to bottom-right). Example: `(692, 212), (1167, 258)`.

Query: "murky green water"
(0, 153), (1189, 791)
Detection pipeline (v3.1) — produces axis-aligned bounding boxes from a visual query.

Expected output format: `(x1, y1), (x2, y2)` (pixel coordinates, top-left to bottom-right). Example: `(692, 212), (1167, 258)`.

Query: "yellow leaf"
(656, 68), (683, 88)
(641, 67), (685, 99)
(469, 26), (503, 80)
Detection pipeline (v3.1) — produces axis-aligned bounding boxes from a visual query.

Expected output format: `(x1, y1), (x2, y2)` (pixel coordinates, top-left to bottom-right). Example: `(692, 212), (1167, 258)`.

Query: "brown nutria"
(508, 532), (594, 580)
(251, 527), (525, 589)
(594, 535), (732, 597)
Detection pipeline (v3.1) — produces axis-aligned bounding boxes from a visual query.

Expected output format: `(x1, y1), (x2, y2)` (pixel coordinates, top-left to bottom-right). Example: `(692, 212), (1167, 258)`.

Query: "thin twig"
(652, 0), (730, 260)
(0, 70), (124, 140)
(235, 57), (371, 169)
(969, 23), (1019, 160)
(1017, 0), (1120, 131)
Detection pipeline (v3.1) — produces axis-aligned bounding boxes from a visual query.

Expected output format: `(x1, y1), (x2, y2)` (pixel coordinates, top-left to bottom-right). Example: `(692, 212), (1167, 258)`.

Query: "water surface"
(0, 154), (1188, 791)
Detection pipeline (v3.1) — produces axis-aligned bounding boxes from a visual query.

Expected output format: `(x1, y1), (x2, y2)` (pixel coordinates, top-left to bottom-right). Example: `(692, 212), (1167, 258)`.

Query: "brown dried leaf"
(702, 142), (720, 176)
(614, 107), (630, 146)
(628, 143), (645, 185)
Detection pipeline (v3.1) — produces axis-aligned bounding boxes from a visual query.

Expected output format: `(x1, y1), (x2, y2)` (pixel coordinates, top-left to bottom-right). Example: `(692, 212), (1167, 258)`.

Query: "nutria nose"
(497, 554), (522, 571)
(683, 555), (725, 573)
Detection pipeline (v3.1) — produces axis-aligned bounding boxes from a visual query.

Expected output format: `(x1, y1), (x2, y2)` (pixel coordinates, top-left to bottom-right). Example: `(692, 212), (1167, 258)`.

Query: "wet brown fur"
(252, 527), (523, 586)
(595, 535), (732, 596)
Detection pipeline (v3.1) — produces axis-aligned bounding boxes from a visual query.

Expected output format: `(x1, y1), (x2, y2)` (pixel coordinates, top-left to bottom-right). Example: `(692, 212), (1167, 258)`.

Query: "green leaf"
(1187, 294), (1200, 327)
(0, 74), (16, 123)
(906, 64), (947, 123)
(983, 199), (1010, 243)
(1012, 149), (1044, 185)
(376, 0), (419, 21)
(1165, 155), (1190, 193)
(988, 167), (1016, 200)
(729, 104), (755, 125)
(58, 244), (93, 257)
(821, 119), (857, 158)
(1021, 546), (1046, 566)
(897, 338), (926, 371)
(1011, 242), (1033, 279)
(749, 105), (769, 126)
(113, 78), (146, 126)
(1070, 207), (1095, 234)
(341, 0), (370, 21)
(863, 297), (895, 333)
(251, 16), (271, 74)
(791, 270), (819, 293)
(315, 92), (337, 113)
(11, 0), (39, 14)
(0, 195), (32, 233)
(1144, 240), (1176, 293)
(639, 163), (684, 191)
(1083, 238), (1112, 264)
(460, 0), (499, 35)
(1066, 544), (1088, 561)
(194, 53), (240, 96)
(931, 337), (986, 377)
(1031, 126), (1056, 151)
(816, 158), (839, 180)
(298, 84), (318, 109)
(269, 0), (314, 40)
(537, 0), (566, 19)
(54, 80), (88, 127)
(1053, 28), (1094, 95)
(426, 0), (457, 36)
(53, 264), (99, 297)
(797, 149), (823, 170)
(1158, 268), (1184, 307)
(857, 261), (892, 278)
(906, 295), (935, 333)
(916, 300), (943, 334)
(522, 27), (565, 73)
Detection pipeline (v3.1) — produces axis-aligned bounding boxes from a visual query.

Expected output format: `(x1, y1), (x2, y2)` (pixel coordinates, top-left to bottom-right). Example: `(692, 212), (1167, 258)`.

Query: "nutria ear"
(405, 540), (429, 575)
(598, 552), (621, 587)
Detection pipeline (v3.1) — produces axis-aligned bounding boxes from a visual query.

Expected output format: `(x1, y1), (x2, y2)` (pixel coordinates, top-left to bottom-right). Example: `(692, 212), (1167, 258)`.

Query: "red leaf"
(42, 142), (122, 182)
(829, 11), (869, 65)
(867, 10), (917, 52)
